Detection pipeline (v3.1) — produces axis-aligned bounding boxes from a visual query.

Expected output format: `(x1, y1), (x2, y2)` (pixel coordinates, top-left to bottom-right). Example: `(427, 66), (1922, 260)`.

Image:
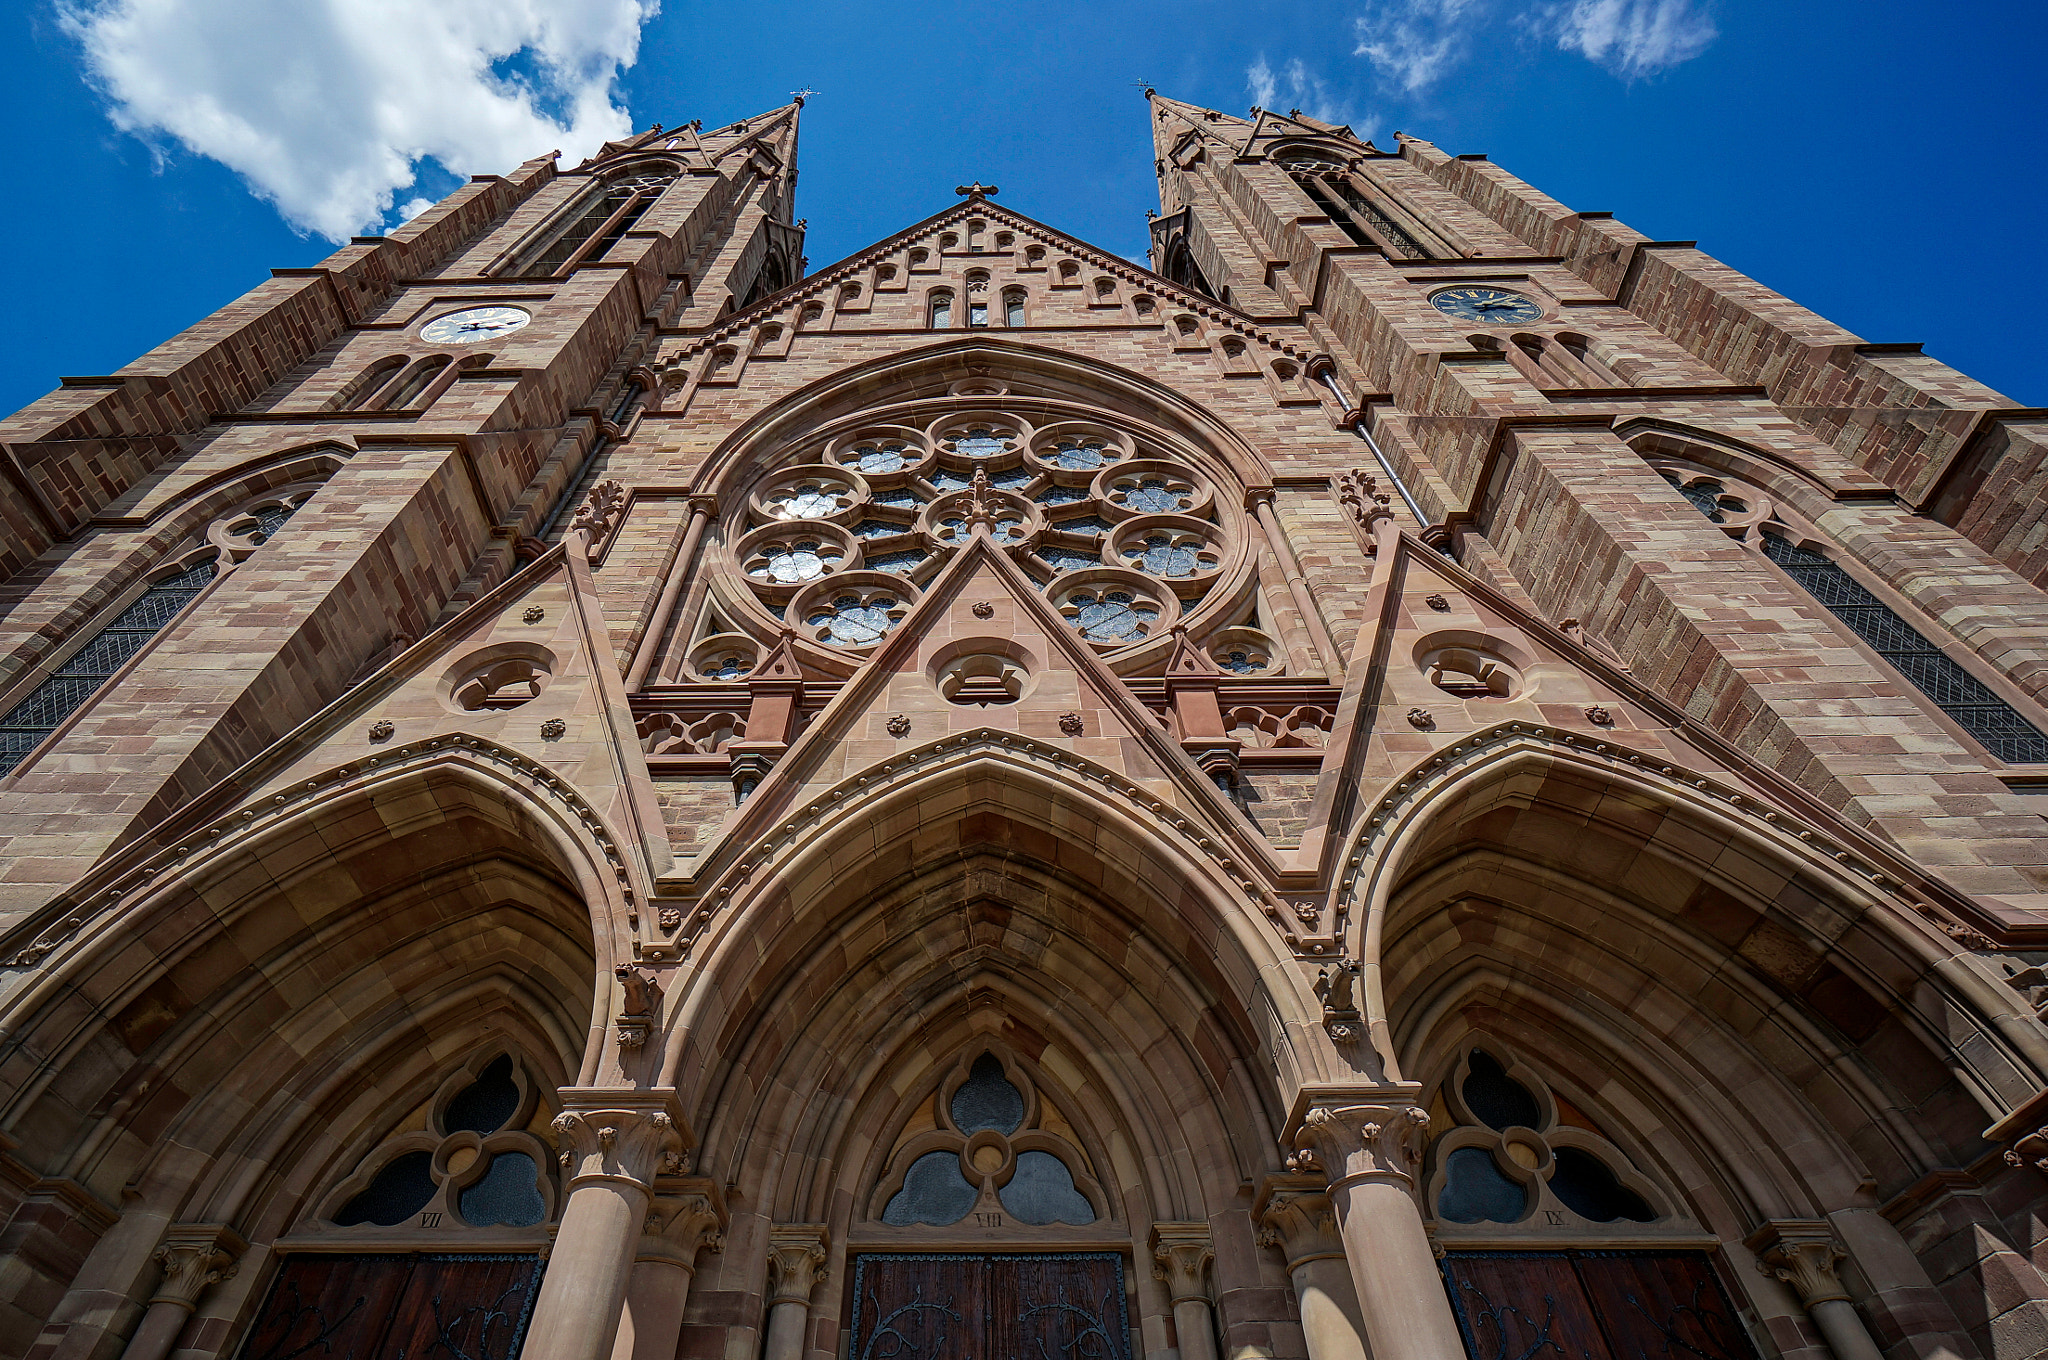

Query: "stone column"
(1750, 1221), (1885, 1360)
(1288, 1088), (1464, 1360)
(120, 1225), (245, 1360)
(762, 1224), (829, 1360)
(1256, 1177), (1372, 1360)
(609, 1181), (725, 1360)
(522, 1091), (689, 1360)
(1152, 1223), (1220, 1360)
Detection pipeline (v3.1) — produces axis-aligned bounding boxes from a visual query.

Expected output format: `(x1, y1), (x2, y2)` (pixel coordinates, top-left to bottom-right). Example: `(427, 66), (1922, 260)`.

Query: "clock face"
(1429, 287), (1543, 324)
(419, 306), (531, 345)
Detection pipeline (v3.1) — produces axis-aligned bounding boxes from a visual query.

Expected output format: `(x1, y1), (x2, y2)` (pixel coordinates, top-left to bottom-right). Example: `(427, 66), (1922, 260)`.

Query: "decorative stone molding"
(550, 1090), (689, 1190)
(2005, 1126), (2048, 1175)
(1291, 1098), (1429, 1191)
(766, 1223), (830, 1305)
(1405, 708), (1434, 730)
(1254, 1175), (1344, 1269)
(643, 1183), (726, 1267)
(571, 479), (630, 560)
(1150, 1222), (1215, 1304)
(149, 1224), (246, 1311)
(1748, 1221), (1851, 1306)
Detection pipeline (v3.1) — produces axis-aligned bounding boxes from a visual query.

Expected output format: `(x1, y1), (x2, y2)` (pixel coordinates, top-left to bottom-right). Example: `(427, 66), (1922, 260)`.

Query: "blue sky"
(5, 0), (2044, 419)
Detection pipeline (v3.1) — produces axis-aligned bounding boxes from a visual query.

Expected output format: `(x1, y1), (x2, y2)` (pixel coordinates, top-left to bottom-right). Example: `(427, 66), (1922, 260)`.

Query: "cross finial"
(955, 182), (999, 198)
(791, 88), (817, 105)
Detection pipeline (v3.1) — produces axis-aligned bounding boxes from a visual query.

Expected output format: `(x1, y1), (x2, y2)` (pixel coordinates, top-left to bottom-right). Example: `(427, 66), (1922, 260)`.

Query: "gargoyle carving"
(1314, 959), (1364, 1044)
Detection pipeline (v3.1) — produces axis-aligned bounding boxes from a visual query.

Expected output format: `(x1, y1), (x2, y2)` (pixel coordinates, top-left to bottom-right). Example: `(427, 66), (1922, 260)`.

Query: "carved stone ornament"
(549, 1095), (687, 1189)
(1584, 705), (1614, 726)
(1406, 707), (1435, 730)
(1150, 1223), (1215, 1304)
(2006, 1125), (2048, 1174)
(1313, 959), (1364, 1044)
(150, 1226), (245, 1311)
(1750, 1221), (1851, 1306)
(1425, 593), (1451, 612)
(1059, 712), (1085, 736)
(658, 906), (683, 932)
(571, 479), (630, 560)
(1293, 1103), (1430, 1188)
(523, 605), (546, 624)
(615, 964), (661, 1051)
(540, 718), (567, 741)
(971, 600), (995, 619)
(886, 714), (911, 737)
(767, 1224), (830, 1304)
(1256, 1183), (1343, 1269)
(367, 720), (395, 743)
(645, 1189), (725, 1263)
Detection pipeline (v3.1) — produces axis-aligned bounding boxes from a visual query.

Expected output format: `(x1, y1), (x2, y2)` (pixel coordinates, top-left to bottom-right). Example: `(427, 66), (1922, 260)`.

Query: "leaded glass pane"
(1758, 535), (2048, 763)
(1548, 1147), (1654, 1223)
(950, 1054), (1025, 1134)
(769, 486), (842, 519)
(1068, 591), (1158, 644)
(999, 1151), (1095, 1225)
(1461, 1051), (1541, 1131)
(852, 444), (907, 474)
(955, 430), (1004, 459)
(1219, 650), (1266, 674)
(333, 1151), (438, 1227)
(873, 490), (923, 509)
(458, 1152), (546, 1227)
(54, 631), (152, 677)
(444, 1056), (520, 1134)
(1664, 475), (1727, 523)
(1038, 548), (1098, 574)
(1054, 517), (1110, 538)
(252, 502), (298, 540)
(1334, 181), (1429, 259)
(867, 550), (929, 574)
(1126, 535), (1203, 578)
(1049, 440), (1110, 470)
(854, 520), (905, 540)
(930, 470), (972, 492)
(990, 468), (1033, 489)
(881, 1150), (977, 1226)
(701, 654), (753, 681)
(1436, 1146), (1527, 1224)
(1120, 479), (1185, 514)
(750, 541), (837, 583)
(808, 595), (898, 646)
(1034, 487), (1088, 507)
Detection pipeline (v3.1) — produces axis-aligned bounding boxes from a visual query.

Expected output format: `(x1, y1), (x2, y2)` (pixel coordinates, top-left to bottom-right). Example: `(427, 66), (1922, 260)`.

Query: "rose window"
(725, 407), (1237, 659)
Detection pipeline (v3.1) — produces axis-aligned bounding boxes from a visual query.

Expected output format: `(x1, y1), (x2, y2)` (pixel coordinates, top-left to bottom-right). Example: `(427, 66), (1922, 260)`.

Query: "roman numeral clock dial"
(1429, 286), (1543, 323)
(419, 305), (532, 344)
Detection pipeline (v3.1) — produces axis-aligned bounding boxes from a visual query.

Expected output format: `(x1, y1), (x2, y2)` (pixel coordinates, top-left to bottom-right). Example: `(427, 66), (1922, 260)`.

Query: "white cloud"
(1352, 0), (1714, 91)
(1547, 0), (1717, 78)
(1246, 54), (1360, 128)
(60, 0), (660, 243)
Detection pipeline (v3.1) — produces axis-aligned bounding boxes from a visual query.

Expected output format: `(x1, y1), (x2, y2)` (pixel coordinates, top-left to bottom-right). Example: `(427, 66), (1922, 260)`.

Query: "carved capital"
(1150, 1222), (1215, 1304)
(150, 1224), (246, 1312)
(1748, 1220), (1851, 1306)
(767, 1223), (829, 1305)
(1254, 1175), (1342, 1269)
(643, 1181), (726, 1268)
(1292, 1098), (1429, 1190)
(549, 1089), (690, 1190)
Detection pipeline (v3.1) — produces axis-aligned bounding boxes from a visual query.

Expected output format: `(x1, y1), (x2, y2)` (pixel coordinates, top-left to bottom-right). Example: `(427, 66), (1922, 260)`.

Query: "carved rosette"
(550, 1092), (688, 1190)
(1750, 1221), (1852, 1306)
(1150, 1222), (1215, 1304)
(767, 1224), (830, 1305)
(1255, 1177), (1343, 1270)
(1295, 1102), (1430, 1190)
(149, 1225), (246, 1312)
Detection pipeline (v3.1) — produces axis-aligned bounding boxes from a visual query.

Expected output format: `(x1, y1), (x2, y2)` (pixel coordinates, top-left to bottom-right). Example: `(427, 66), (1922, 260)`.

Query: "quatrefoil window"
(1066, 589), (1159, 644)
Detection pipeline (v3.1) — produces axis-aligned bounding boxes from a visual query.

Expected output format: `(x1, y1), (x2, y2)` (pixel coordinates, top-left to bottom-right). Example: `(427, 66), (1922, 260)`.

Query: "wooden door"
(238, 1253), (543, 1360)
(850, 1253), (1131, 1360)
(1440, 1251), (1757, 1360)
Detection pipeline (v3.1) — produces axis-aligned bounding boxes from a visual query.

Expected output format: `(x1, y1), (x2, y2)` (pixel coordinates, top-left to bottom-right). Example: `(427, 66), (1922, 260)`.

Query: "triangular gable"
(661, 194), (1310, 378)
(665, 530), (1283, 888)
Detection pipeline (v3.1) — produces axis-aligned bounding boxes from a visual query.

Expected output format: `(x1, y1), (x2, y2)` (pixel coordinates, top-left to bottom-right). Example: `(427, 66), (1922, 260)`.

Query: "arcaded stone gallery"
(1, 91), (2046, 1360)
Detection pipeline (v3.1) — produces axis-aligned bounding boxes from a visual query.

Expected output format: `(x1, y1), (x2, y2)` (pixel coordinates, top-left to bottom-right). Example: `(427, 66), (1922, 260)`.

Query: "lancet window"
(1276, 150), (1434, 260)
(868, 1051), (1105, 1230)
(513, 166), (678, 278)
(0, 485), (316, 778)
(1658, 463), (2048, 764)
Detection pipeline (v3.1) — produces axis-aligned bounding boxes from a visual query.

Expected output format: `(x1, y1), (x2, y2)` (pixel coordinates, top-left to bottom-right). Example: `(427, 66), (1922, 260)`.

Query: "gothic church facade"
(0, 91), (2045, 1360)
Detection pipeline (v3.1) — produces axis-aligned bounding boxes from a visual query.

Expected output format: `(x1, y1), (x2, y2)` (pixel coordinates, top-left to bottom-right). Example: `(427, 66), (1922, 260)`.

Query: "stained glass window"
(808, 595), (900, 646)
(1119, 479), (1186, 514)
(867, 550), (930, 574)
(749, 540), (839, 583)
(956, 430), (1005, 459)
(951, 1054), (1026, 1133)
(854, 520), (905, 540)
(334, 1151), (438, 1227)
(1662, 473), (1737, 523)
(458, 1153), (547, 1228)
(1125, 535), (1205, 578)
(702, 654), (753, 681)
(1436, 1147), (1528, 1224)
(1548, 1148), (1654, 1224)
(1068, 590), (1158, 644)
(991, 468), (1034, 489)
(1219, 650), (1266, 674)
(882, 1151), (978, 1226)
(1035, 487), (1088, 507)
(1759, 533), (2048, 764)
(0, 557), (219, 777)
(872, 490), (923, 509)
(1049, 440), (1110, 470)
(444, 1056), (520, 1135)
(1463, 1051), (1541, 1131)
(1054, 517), (1111, 538)
(852, 444), (907, 474)
(1038, 548), (1098, 574)
(769, 484), (843, 519)
(1000, 1151), (1095, 1225)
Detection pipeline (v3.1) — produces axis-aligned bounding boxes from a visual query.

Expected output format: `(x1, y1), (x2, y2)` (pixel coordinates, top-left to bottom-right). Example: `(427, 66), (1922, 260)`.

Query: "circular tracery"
(723, 404), (1244, 662)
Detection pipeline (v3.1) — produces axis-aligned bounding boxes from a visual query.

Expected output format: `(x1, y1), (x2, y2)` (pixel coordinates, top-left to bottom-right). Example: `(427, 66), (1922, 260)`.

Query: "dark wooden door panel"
(1571, 1252), (1757, 1360)
(850, 1253), (1132, 1360)
(238, 1254), (543, 1360)
(993, 1253), (1130, 1360)
(850, 1254), (992, 1360)
(1440, 1252), (1615, 1360)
